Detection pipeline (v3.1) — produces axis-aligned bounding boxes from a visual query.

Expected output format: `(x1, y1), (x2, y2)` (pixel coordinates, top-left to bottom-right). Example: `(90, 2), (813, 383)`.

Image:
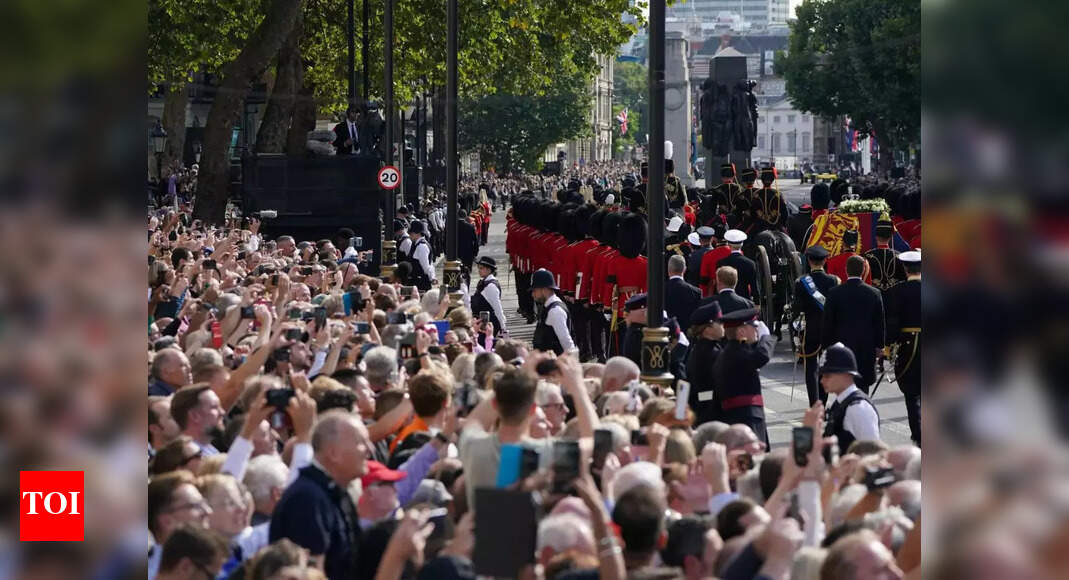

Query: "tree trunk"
(432, 85), (445, 164)
(161, 84), (188, 176)
(286, 76), (316, 156)
(255, 11), (304, 153)
(193, 0), (304, 224)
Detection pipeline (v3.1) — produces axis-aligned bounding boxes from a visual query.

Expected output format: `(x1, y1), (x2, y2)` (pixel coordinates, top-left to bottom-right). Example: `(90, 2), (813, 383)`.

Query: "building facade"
(667, 0), (789, 28)
(547, 54), (615, 165)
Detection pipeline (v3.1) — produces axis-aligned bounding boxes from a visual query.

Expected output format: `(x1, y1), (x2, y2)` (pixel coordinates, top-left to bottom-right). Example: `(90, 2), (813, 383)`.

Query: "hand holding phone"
(792, 427), (814, 467)
(551, 440), (580, 495)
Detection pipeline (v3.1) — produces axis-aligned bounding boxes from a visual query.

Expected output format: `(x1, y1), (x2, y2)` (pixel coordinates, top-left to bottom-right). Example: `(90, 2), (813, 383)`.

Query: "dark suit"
(884, 278), (921, 444)
(792, 269), (840, 405)
(457, 219), (479, 271)
(699, 288), (754, 316)
(687, 338), (723, 426)
(821, 278), (885, 392)
(717, 251), (760, 302)
(332, 120), (360, 155)
(686, 246), (712, 286)
(666, 276), (702, 330)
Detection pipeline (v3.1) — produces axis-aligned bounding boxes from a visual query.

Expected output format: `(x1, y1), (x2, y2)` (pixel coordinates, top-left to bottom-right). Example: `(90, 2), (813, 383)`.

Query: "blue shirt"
(270, 465), (360, 580)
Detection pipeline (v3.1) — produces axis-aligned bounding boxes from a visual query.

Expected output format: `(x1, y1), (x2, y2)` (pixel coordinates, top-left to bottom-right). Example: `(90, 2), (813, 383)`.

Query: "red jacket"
(605, 254), (648, 316)
(700, 246), (733, 296)
(826, 251), (872, 284)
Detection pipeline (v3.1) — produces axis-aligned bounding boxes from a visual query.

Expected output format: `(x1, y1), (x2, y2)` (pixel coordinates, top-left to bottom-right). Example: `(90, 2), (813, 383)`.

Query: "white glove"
(756, 321), (770, 339)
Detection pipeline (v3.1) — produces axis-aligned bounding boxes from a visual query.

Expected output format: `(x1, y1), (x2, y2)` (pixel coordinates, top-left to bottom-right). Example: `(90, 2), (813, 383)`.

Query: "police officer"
(394, 219), (412, 256)
(406, 220), (435, 291)
(470, 256), (507, 338)
(531, 268), (576, 355)
(751, 167), (787, 233)
(821, 343), (881, 450)
(621, 293), (648, 366)
(712, 308), (775, 448)
(864, 217), (905, 292)
(792, 245), (840, 406)
(686, 302), (724, 426)
(884, 250), (921, 445)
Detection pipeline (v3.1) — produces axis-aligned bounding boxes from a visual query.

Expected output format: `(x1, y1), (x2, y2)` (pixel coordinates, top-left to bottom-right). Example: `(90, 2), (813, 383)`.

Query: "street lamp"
(193, 140), (202, 164)
(150, 119), (167, 183)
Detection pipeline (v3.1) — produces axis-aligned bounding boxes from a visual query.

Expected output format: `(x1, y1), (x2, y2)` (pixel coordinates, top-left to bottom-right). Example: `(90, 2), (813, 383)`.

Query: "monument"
(700, 47), (758, 181)
(665, 32), (693, 186)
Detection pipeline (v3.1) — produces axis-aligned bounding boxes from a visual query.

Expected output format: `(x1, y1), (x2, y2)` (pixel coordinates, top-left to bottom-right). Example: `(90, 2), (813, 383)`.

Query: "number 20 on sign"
(378, 166), (400, 190)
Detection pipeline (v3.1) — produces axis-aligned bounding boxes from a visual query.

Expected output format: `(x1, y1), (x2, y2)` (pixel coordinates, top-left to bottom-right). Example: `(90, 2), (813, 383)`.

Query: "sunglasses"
(180, 449), (203, 466)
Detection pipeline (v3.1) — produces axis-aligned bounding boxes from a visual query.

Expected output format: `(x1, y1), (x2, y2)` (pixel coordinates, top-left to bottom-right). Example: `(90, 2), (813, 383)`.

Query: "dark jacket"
(686, 338), (723, 425)
(821, 278), (885, 389)
(712, 335), (775, 445)
(717, 251), (760, 302)
(332, 120), (360, 155)
(270, 465), (361, 580)
(686, 246), (712, 286)
(457, 219), (479, 266)
(699, 288), (755, 316)
(666, 277), (702, 330)
(792, 269), (839, 351)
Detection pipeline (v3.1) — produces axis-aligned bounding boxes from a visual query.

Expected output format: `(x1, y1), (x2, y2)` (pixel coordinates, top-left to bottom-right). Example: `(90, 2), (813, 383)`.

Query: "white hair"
(243, 455), (288, 503)
(904, 454), (921, 481)
(602, 391), (632, 416)
(363, 346), (399, 387)
(828, 484), (868, 528)
(602, 357), (640, 392)
(421, 289), (441, 313)
(537, 513), (594, 554)
(610, 461), (664, 503)
(535, 381), (563, 406)
(668, 254), (686, 275)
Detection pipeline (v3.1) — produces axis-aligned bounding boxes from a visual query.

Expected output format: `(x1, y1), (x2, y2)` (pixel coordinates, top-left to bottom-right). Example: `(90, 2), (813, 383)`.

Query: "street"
(477, 205), (912, 450)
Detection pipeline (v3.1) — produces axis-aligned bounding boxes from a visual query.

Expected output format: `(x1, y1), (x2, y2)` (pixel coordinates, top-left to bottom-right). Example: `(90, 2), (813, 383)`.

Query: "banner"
(807, 211), (911, 253)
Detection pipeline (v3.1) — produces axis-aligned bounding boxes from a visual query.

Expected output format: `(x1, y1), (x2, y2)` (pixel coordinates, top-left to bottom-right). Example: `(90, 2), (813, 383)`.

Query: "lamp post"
(443, 0), (462, 308)
(193, 140), (202, 164)
(641, 0), (673, 389)
(150, 120), (167, 202)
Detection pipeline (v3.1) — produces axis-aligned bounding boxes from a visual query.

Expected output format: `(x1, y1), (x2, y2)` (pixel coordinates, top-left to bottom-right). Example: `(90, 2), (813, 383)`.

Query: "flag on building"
(616, 108), (629, 135)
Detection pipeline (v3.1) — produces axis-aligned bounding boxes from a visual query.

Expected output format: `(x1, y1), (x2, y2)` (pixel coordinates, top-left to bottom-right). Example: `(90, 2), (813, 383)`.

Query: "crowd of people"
(147, 153), (921, 580)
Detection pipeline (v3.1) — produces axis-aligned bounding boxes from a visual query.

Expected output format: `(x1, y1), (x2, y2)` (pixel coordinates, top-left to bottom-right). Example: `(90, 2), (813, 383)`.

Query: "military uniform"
(864, 218), (905, 292)
(687, 226), (717, 287)
(884, 251), (922, 445)
(665, 159), (686, 209)
(825, 230), (871, 284)
(750, 167), (788, 233)
(792, 245), (840, 406)
(712, 308), (774, 448)
(604, 213), (648, 357)
(686, 302), (724, 426)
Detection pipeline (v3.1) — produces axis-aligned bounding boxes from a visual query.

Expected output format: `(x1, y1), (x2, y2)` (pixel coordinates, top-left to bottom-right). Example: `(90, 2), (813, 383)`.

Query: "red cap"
(361, 461), (407, 487)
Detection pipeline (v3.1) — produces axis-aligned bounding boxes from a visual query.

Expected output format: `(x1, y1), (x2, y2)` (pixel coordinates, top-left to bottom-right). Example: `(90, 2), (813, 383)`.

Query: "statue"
(732, 80), (758, 151)
(701, 77), (759, 156)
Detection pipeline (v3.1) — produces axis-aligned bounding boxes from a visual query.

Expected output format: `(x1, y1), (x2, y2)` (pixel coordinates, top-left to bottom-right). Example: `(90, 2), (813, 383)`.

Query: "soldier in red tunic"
(605, 212), (648, 357)
(825, 229), (872, 284)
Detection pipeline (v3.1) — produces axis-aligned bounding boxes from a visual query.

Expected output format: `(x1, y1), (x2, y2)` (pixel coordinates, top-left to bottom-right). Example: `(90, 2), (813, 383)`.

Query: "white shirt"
(478, 274), (508, 333)
(829, 384), (881, 442)
(347, 121), (358, 151)
(669, 275), (684, 281)
(543, 294), (576, 353)
(411, 238), (434, 281)
(398, 237), (412, 255)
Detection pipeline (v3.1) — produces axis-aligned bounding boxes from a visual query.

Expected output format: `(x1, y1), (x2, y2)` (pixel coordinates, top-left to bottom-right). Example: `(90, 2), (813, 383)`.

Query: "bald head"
(312, 410), (370, 485)
(886, 480), (921, 522)
(152, 349), (192, 388)
(820, 530), (904, 580)
(602, 357), (640, 393)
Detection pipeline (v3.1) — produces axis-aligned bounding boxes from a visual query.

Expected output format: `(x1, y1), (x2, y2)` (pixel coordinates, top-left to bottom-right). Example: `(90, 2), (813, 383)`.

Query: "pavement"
(473, 197), (911, 450)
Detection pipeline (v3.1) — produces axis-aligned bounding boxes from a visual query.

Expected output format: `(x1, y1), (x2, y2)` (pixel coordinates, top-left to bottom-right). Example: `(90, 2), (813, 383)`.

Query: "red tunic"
(605, 255), (649, 317)
(700, 246), (734, 296)
(826, 251), (872, 284)
(592, 247), (619, 308)
(577, 244), (610, 303)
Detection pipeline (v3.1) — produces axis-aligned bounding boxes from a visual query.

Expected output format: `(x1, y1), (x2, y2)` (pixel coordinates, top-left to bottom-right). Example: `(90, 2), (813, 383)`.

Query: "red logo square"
(20, 471), (84, 541)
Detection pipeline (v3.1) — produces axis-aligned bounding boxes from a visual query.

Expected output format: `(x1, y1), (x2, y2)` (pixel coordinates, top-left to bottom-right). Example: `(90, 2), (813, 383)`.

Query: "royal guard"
(604, 212), (648, 357)
(826, 229), (872, 284)
(751, 167), (787, 233)
(562, 205), (600, 362)
(864, 216), (906, 292)
(579, 210), (615, 362)
(594, 212), (624, 356)
(699, 224), (734, 297)
(664, 215), (692, 275)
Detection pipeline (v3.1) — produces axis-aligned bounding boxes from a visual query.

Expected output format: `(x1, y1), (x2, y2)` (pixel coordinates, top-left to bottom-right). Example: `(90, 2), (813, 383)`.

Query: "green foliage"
(775, 0), (919, 149)
(458, 70), (591, 174)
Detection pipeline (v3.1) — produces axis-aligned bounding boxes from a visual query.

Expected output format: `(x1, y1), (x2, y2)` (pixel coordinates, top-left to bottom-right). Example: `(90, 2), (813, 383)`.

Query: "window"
(802, 114), (810, 122)
(758, 135), (766, 149)
(802, 132), (811, 152)
(788, 115), (796, 123)
(787, 133), (796, 153)
(773, 115), (781, 124)
(772, 133), (781, 151)
(758, 116), (764, 124)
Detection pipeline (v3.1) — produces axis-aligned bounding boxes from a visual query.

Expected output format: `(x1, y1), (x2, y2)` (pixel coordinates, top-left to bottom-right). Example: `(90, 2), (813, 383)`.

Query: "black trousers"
(801, 331), (827, 407)
(569, 300), (591, 361)
(896, 334), (921, 445)
(588, 304), (607, 362)
(515, 270), (533, 316)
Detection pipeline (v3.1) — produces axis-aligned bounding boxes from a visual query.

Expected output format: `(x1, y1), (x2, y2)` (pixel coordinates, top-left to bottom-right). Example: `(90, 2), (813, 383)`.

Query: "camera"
(265, 388), (296, 410)
(350, 236), (363, 249)
(258, 210), (278, 219)
(283, 328), (303, 342)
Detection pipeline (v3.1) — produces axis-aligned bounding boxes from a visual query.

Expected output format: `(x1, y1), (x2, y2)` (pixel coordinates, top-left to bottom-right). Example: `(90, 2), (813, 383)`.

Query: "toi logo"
(20, 471), (84, 541)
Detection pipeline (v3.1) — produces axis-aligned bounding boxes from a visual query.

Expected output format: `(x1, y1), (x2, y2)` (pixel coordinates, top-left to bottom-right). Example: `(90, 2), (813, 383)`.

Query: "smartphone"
(300, 266), (314, 276)
(551, 440), (580, 494)
(287, 307), (301, 320)
(823, 440), (840, 467)
(236, 251), (246, 261)
(352, 321), (370, 334)
(432, 320), (450, 344)
(675, 380), (691, 421)
(272, 346), (291, 363)
(283, 328), (303, 342)
(351, 236), (363, 248)
(265, 388), (296, 410)
(535, 359), (559, 377)
(473, 489), (537, 577)
(203, 259), (217, 270)
(593, 429), (613, 469)
(630, 429), (649, 446)
(271, 273), (280, 285)
(479, 311), (490, 323)
(387, 311), (407, 325)
(519, 447), (540, 481)
(496, 444), (526, 488)
(792, 427), (814, 467)
(240, 306), (255, 319)
(864, 466), (896, 491)
(400, 286), (415, 298)
(399, 333), (417, 360)
(314, 306), (327, 329)
(148, 255), (156, 265)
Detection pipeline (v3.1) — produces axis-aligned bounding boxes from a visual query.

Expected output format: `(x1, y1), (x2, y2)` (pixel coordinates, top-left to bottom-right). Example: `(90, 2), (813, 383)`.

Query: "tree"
(612, 60), (648, 155)
(193, 0), (304, 223)
(775, 0), (919, 171)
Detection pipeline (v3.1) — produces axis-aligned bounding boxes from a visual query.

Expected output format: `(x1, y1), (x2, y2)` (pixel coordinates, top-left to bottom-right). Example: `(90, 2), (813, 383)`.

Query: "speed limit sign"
(377, 165), (400, 190)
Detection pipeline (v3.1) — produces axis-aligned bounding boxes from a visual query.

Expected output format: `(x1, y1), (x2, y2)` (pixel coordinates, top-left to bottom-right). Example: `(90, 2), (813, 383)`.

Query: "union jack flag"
(616, 108), (629, 135)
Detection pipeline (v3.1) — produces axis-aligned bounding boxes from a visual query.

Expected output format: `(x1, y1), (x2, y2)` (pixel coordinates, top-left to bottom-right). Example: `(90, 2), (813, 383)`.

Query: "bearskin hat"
(589, 209), (607, 243)
(618, 212), (647, 259)
(574, 204), (596, 238)
(601, 211), (624, 248)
